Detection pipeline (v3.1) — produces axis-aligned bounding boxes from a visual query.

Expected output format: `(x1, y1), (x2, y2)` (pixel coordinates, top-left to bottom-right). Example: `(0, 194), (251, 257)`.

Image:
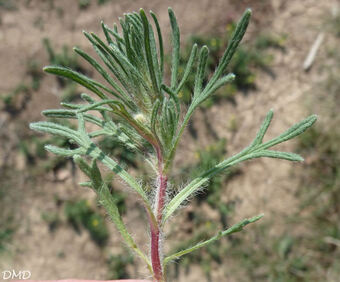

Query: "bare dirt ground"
(0, 0), (338, 281)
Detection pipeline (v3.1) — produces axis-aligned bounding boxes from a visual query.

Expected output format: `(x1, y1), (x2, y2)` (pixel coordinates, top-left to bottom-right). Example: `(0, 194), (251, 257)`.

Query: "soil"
(0, 0), (337, 281)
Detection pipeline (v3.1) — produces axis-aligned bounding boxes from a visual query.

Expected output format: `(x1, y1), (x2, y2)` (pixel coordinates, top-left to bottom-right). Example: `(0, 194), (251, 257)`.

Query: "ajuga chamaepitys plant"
(30, 7), (317, 281)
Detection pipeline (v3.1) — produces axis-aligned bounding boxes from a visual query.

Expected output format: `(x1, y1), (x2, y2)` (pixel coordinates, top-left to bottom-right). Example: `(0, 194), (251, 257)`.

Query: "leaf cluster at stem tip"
(29, 6), (317, 280)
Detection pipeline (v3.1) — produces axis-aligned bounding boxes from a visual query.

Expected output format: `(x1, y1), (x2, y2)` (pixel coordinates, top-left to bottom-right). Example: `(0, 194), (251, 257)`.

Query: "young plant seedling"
(30, 7), (317, 281)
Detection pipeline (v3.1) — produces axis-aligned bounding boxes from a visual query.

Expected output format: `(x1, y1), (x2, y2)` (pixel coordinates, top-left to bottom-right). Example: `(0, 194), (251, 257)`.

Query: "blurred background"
(0, 0), (339, 281)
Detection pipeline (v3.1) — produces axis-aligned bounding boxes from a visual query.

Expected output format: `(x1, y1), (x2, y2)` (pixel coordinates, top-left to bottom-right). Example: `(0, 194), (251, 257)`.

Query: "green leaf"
(43, 109), (104, 127)
(73, 154), (92, 177)
(75, 99), (122, 114)
(161, 84), (180, 114)
(140, 9), (161, 94)
(194, 46), (209, 96)
(151, 99), (161, 134)
(29, 121), (82, 144)
(168, 7), (180, 89)
(200, 73), (235, 102)
(259, 114), (318, 150)
(251, 150), (304, 162)
(101, 21), (114, 45)
(106, 23), (126, 47)
(150, 11), (164, 78)
(45, 145), (85, 157)
(205, 8), (252, 92)
(43, 66), (108, 100)
(249, 109), (274, 147)
(163, 214), (263, 265)
(120, 17), (137, 66)
(175, 43), (198, 94)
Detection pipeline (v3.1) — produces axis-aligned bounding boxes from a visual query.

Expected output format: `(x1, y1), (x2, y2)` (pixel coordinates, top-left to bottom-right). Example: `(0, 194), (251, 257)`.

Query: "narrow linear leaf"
(151, 11), (164, 77)
(249, 109), (274, 147)
(88, 129), (108, 138)
(205, 8), (252, 91)
(79, 181), (92, 188)
(81, 93), (97, 104)
(60, 101), (82, 109)
(161, 84), (180, 114)
(101, 21), (114, 45)
(76, 112), (87, 135)
(120, 17), (136, 65)
(176, 43), (198, 94)
(43, 109), (104, 127)
(43, 66), (108, 100)
(76, 99), (122, 114)
(151, 99), (161, 134)
(45, 145), (85, 157)
(106, 24), (126, 47)
(140, 9), (160, 93)
(199, 73), (235, 103)
(148, 17), (162, 88)
(259, 114), (317, 150)
(73, 154), (92, 177)
(168, 7), (180, 89)
(97, 152), (149, 204)
(164, 214), (263, 265)
(194, 46), (209, 96)
(29, 121), (82, 144)
(251, 150), (304, 162)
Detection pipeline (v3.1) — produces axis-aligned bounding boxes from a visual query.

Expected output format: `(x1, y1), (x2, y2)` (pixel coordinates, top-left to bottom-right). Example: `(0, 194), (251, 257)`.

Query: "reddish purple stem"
(150, 223), (163, 281)
(149, 146), (167, 281)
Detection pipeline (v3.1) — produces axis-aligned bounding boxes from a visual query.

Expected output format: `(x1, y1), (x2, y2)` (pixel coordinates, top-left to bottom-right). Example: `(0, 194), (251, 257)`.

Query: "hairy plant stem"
(150, 145), (167, 281)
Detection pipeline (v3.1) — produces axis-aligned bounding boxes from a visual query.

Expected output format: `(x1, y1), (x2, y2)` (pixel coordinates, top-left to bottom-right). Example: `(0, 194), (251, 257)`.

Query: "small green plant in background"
(30, 7), (316, 281)
(78, 0), (111, 9)
(78, 0), (90, 10)
(0, 213), (14, 254)
(0, 181), (16, 255)
(64, 199), (109, 246)
(107, 252), (134, 280)
(0, 0), (17, 11)
(1, 58), (44, 115)
(27, 59), (44, 91)
(1, 84), (31, 115)
(177, 24), (286, 107)
(41, 211), (60, 232)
